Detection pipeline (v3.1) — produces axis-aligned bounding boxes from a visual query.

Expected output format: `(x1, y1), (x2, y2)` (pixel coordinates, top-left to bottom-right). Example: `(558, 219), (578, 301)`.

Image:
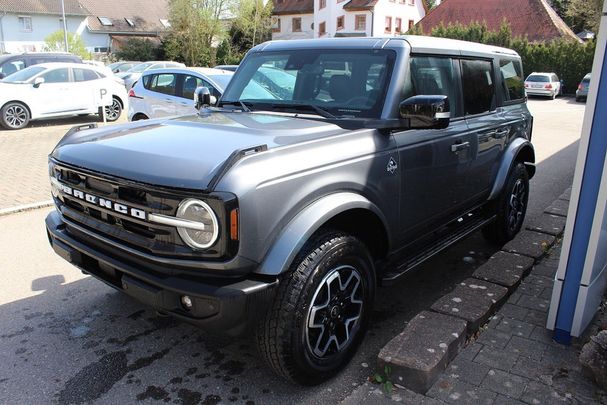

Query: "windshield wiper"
(264, 103), (336, 119)
(219, 100), (252, 112)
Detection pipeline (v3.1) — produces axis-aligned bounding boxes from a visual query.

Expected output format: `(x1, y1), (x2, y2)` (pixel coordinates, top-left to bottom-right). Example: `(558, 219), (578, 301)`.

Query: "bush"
(113, 38), (163, 61)
(418, 21), (596, 94)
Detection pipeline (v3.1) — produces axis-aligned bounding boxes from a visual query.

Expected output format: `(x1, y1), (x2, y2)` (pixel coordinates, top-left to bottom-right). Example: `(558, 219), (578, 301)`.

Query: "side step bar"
(381, 213), (496, 285)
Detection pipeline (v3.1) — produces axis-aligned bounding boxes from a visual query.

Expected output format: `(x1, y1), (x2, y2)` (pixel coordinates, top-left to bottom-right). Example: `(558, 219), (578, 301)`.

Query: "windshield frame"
(220, 49), (397, 119)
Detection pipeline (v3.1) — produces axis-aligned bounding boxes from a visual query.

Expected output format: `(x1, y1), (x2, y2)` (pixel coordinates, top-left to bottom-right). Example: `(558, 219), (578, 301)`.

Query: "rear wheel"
(0, 102), (30, 130)
(482, 162), (529, 244)
(99, 97), (122, 122)
(256, 231), (375, 384)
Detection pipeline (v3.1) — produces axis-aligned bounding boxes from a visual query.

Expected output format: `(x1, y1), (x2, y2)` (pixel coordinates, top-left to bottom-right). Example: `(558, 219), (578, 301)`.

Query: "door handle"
(494, 129), (509, 138)
(451, 141), (470, 153)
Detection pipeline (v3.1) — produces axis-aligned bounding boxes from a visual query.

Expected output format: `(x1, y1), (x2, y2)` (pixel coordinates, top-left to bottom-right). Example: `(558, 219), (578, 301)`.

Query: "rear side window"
(0, 59), (25, 76)
(499, 59), (525, 103)
(461, 59), (496, 115)
(404, 56), (460, 117)
(73, 68), (99, 82)
(144, 73), (177, 96)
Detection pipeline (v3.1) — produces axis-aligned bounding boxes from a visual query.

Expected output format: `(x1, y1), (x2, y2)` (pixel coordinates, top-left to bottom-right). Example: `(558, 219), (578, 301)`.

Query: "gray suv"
(45, 36), (535, 384)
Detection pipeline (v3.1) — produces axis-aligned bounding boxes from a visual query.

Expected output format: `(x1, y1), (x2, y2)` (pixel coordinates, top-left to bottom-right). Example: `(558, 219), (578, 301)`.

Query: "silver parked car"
(115, 61), (186, 90)
(576, 73), (591, 102)
(127, 67), (234, 121)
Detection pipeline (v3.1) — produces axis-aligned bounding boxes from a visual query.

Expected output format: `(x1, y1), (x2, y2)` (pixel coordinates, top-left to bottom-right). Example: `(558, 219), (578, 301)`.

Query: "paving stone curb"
(373, 188), (571, 399)
(0, 200), (54, 217)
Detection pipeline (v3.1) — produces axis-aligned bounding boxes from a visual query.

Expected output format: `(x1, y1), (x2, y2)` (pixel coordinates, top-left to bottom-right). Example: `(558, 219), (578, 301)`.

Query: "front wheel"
(482, 162), (529, 244)
(1, 102), (30, 130)
(99, 98), (122, 122)
(256, 231), (375, 384)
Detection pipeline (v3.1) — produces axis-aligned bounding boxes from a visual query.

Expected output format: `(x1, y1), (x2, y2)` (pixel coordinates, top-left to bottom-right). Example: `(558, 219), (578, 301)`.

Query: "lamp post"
(61, 0), (69, 52)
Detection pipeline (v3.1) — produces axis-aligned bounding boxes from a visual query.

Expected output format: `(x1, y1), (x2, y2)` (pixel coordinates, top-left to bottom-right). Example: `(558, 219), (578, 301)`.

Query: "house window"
(355, 15), (366, 31)
(18, 16), (32, 32)
(408, 19), (415, 30)
(292, 17), (302, 32)
(336, 16), (344, 31)
(395, 18), (402, 33)
(319, 21), (326, 36)
(385, 17), (392, 33)
(98, 17), (113, 26)
(94, 47), (110, 53)
(272, 17), (281, 32)
(319, 0), (326, 9)
(125, 18), (135, 27)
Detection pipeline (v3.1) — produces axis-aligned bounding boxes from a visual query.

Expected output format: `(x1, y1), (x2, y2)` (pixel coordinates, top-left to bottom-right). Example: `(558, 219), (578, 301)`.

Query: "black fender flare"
(488, 138), (535, 201)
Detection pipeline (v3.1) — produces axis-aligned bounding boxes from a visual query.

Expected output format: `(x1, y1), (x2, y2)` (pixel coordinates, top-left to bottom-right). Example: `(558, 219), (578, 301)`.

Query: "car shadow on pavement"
(0, 115), (104, 132)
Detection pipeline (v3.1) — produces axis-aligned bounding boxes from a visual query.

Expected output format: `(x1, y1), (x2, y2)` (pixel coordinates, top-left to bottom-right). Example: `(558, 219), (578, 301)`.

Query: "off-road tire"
(255, 230), (375, 385)
(1, 102), (30, 130)
(482, 162), (529, 244)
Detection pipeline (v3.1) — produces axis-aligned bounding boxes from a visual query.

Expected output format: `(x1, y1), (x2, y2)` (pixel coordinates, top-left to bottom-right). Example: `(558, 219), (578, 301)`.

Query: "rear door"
(71, 67), (102, 112)
(460, 58), (507, 204)
(142, 72), (180, 118)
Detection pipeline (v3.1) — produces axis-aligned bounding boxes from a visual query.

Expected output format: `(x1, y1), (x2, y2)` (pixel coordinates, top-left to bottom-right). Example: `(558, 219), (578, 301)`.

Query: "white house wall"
(272, 14), (315, 40)
(371, 0), (425, 36)
(0, 13), (110, 54)
(0, 14), (85, 53)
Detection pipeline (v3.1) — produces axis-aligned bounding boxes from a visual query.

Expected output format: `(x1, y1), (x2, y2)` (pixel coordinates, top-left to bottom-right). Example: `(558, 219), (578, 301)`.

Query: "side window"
(0, 59), (25, 76)
(40, 68), (70, 83)
(404, 56), (460, 117)
(461, 59), (495, 115)
(73, 68), (99, 82)
(499, 59), (525, 103)
(145, 73), (177, 96)
(179, 75), (219, 100)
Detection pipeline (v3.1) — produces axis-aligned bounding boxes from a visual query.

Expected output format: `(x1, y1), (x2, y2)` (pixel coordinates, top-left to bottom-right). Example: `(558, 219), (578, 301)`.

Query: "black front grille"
(51, 162), (233, 260)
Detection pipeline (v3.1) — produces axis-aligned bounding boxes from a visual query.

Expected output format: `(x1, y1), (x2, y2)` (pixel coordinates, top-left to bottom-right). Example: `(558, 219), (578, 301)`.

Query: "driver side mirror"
(33, 77), (45, 88)
(194, 86), (216, 109)
(0, 73), (5, 80)
(400, 95), (450, 129)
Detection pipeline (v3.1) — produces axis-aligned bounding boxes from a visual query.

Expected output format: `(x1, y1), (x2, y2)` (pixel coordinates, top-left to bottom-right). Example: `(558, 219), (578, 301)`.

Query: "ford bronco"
(46, 36), (534, 384)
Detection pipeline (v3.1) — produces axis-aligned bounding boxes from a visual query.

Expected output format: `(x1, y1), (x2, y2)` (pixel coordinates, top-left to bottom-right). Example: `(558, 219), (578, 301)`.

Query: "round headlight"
(176, 199), (219, 250)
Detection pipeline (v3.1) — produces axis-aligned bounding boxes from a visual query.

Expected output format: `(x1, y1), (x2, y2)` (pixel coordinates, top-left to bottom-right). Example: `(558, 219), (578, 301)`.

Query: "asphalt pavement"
(0, 97), (587, 404)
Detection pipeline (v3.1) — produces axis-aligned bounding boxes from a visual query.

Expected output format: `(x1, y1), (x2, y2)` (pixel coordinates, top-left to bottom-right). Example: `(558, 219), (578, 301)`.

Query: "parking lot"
(0, 97), (586, 404)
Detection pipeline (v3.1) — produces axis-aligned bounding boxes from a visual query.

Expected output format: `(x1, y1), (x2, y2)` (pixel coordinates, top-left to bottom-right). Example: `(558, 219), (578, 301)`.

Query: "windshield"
(127, 62), (153, 73)
(207, 73), (233, 91)
(2, 66), (45, 83)
(221, 49), (395, 118)
(526, 75), (550, 83)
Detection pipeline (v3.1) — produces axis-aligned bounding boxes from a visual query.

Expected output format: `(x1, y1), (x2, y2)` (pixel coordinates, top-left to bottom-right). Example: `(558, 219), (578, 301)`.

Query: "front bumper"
(46, 211), (277, 336)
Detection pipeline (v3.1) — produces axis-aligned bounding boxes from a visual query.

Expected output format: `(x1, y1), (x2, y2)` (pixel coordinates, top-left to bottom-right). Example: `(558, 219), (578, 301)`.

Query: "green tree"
(44, 30), (89, 59)
(164, 0), (231, 66)
(114, 38), (162, 61)
(566, 0), (603, 34)
(424, 0), (437, 10)
(231, 0), (273, 49)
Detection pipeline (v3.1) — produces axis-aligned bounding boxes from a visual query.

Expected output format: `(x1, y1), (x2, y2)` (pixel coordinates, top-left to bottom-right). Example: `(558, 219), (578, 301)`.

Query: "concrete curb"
(375, 188), (572, 396)
(0, 200), (54, 217)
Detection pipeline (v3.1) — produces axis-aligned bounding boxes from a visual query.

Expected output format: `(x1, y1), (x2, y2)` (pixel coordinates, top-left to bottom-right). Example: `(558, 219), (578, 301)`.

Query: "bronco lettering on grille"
(52, 178), (147, 220)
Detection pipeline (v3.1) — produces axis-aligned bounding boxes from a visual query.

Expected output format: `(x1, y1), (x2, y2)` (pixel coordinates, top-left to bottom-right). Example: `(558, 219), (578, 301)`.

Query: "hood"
(51, 112), (348, 190)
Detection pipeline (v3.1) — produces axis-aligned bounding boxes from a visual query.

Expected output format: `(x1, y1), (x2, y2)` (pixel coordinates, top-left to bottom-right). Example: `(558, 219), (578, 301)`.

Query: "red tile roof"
(272, 0), (314, 15)
(79, 0), (170, 34)
(0, 0), (88, 15)
(417, 0), (580, 43)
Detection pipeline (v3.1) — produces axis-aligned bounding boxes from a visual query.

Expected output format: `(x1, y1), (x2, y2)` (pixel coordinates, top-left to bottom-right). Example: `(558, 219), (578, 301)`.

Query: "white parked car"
(116, 61), (186, 90)
(524, 72), (561, 99)
(0, 63), (127, 130)
(128, 67), (233, 121)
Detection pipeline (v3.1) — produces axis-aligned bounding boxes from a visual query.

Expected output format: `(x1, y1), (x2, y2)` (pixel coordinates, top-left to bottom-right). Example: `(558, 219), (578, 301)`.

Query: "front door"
(35, 67), (75, 115)
(395, 56), (474, 244)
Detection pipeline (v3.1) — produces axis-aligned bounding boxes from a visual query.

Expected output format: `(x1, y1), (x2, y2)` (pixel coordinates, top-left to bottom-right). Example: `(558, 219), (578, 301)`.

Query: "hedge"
(409, 21), (596, 95)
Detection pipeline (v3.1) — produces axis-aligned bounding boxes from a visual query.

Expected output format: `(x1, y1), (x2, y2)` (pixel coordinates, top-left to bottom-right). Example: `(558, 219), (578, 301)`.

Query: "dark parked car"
(0, 52), (82, 79)
(46, 36), (535, 384)
(576, 73), (591, 102)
